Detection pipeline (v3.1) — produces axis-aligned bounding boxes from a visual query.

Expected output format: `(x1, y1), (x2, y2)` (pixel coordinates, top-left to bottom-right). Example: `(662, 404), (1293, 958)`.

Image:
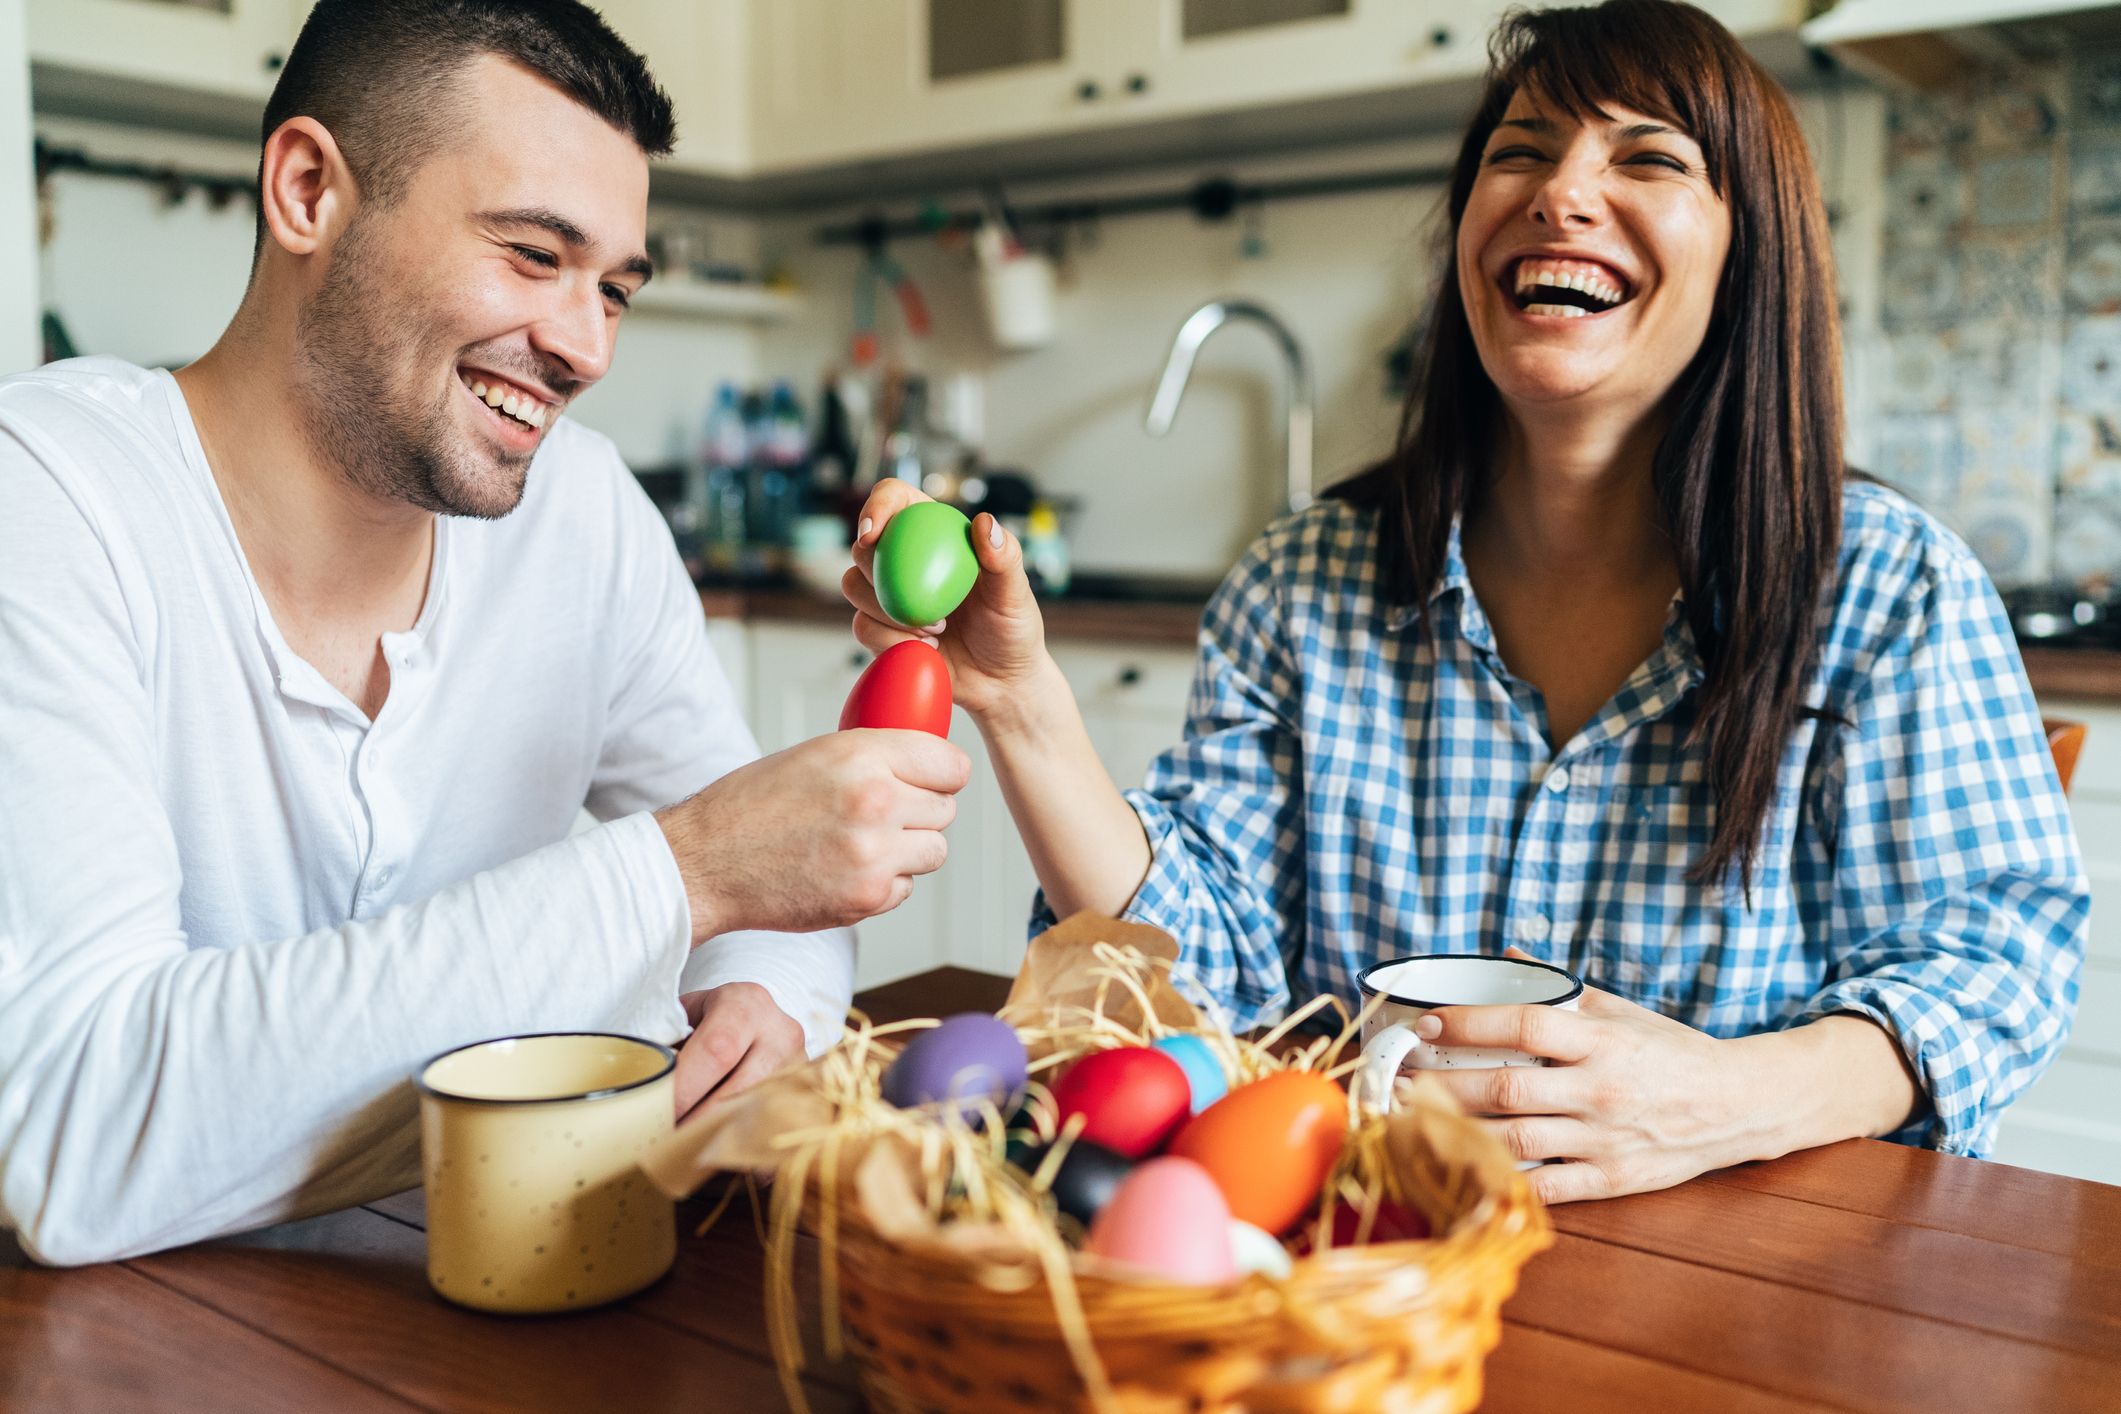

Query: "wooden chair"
(2045, 719), (2087, 796)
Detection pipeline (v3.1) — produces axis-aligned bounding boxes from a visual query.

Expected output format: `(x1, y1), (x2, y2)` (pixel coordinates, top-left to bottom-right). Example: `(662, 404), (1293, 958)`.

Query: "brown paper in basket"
(638, 1064), (838, 1200)
(1000, 910), (1200, 1056)
(638, 911), (1196, 1206)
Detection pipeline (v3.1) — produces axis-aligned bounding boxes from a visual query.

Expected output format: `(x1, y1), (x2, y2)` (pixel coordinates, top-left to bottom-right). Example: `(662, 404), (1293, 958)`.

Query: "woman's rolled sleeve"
(1800, 540), (2088, 1154)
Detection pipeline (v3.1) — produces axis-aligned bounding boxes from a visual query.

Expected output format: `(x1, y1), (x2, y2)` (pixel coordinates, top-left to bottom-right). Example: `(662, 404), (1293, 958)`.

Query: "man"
(0, 0), (967, 1265)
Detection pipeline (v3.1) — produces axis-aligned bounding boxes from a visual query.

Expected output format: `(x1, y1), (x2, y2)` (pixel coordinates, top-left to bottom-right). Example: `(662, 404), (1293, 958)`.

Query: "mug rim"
(1356, 952), (1583, 1010)
(416, 1031), (677, 1107)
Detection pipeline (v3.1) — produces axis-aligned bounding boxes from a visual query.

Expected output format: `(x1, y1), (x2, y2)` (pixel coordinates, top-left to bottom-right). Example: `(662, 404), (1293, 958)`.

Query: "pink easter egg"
(1084, 1156), (1237, 1286)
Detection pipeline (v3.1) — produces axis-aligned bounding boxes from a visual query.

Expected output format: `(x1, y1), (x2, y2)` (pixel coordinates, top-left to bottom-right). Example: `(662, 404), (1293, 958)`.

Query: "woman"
(844, 0), (2088, 1202)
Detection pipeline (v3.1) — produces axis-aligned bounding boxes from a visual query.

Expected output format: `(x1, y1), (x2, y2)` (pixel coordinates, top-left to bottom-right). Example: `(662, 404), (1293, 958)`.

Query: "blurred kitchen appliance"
(2005, 584), (2121, 647)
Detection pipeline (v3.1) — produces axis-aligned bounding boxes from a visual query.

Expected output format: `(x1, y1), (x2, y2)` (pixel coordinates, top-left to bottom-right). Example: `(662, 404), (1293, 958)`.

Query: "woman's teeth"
(468, 379), (547, 429)
(1512, 260), (1627, 317)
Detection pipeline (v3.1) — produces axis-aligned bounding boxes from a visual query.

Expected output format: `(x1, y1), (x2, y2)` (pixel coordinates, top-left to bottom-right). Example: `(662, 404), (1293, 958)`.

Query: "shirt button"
(1544, 767), (1571, 794)
(373, 865), (395, 888)
(1518, 913), (1552, 942)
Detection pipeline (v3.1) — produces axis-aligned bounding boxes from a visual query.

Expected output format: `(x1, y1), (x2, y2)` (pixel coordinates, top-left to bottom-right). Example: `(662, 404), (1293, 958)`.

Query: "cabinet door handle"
(1125, 72), (1150, 95)
(264, 52), (286, 71)
(1117, 666), (1142, 688)
(1429, 27), (1453, 48)
(1077, 79), (1101, 102)
(848, 650), (870, 669)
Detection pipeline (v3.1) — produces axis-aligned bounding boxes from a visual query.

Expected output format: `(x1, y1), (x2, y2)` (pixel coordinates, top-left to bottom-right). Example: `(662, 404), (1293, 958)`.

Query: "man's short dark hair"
(259, 0), (674, 223)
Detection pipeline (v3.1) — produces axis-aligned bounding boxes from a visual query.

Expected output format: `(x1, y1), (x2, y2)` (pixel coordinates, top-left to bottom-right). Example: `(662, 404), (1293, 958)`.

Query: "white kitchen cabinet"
(1117, 0), (1811, 126)
(19, 1), (1817, 187)
(744, 621), (982, 988)
(744, 0), (1813, 174)
(955, 638), (1202, 978)
(736, 619), (1201, 985)
(1991, 696), (2121, 1187)
(703, 614), (751, 716)
(751, 0), (1102, 171)
(28, 0), (302, 103)
(750, 0), (1487, 171)
(598, 0), (750, 176)
(747, 0), (903, 172)
(1051, 641), (1199, 798)
(1085, 0), (1496, 129)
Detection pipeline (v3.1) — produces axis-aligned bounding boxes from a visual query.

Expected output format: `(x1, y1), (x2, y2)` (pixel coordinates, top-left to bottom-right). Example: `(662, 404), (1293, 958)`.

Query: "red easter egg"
(839, 639), (952, 737)
(1291, 1197), (1431, 1256)
(1049, 1047), (1193, 1160)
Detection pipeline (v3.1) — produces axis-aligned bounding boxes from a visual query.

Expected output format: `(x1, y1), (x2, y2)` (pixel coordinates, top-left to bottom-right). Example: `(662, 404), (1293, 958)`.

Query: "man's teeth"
(1523, 303), (1589, 318)
(467, 379), (547, 429)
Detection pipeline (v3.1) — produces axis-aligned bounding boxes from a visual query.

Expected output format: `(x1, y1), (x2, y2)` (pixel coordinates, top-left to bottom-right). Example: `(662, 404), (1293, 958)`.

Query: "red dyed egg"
(1049, 1047), (1193, 1160)
(1292, 1197), (1431, 1256)
(839, 639), (952, 737)
(1167, 1071), (1348, 1234)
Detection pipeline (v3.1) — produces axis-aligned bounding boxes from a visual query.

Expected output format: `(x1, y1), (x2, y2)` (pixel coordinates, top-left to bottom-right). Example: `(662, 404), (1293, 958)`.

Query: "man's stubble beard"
(293, 213), (532, 521)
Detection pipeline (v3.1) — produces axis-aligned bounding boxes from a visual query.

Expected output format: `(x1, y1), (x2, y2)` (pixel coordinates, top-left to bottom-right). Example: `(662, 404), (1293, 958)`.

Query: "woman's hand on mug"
(843, 478), (1053, 720)
(1417, 964), (1763, 1204)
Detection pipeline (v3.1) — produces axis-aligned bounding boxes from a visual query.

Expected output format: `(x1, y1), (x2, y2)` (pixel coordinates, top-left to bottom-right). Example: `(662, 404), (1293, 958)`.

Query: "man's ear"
(259, 116), (354, 259)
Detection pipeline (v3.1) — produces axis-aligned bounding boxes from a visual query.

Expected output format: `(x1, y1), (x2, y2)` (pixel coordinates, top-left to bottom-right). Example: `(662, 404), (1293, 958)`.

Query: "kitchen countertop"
(700, 586), (1207, 648)
(9, 965), (2118, 1412)
(2019, 645), (2121, 704)
(703, 590), (2121, 701)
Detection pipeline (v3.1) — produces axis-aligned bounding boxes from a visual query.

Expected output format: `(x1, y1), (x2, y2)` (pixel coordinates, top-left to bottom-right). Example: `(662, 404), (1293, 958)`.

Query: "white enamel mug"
(1354, 954), (1584, 1122)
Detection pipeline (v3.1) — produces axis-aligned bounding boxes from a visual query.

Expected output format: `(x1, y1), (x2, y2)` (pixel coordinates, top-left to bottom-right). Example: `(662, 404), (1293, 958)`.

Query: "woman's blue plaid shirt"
(1041, 481), (2088, 1156)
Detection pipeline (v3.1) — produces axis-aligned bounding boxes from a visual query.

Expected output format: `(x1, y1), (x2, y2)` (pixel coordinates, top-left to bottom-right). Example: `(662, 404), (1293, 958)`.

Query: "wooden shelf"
(629, 279), (804, 324)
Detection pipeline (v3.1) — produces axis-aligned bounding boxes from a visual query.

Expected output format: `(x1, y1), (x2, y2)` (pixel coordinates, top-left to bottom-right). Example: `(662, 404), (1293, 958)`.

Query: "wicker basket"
(820, 1094), (1551, 1414)
(648, 926), (1554, 1414)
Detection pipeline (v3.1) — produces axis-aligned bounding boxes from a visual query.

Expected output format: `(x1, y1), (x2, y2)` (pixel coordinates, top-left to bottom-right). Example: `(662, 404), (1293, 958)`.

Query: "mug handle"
(1355, 1021), (1426, 1111)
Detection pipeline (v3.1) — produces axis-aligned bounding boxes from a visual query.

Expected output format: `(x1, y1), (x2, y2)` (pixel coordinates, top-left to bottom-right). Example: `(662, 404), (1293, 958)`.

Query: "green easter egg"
(875, 502), (979, 628)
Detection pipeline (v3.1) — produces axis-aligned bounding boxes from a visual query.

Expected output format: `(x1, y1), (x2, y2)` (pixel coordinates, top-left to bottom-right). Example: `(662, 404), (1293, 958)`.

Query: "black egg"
(1010, 1138), (1136, 1226)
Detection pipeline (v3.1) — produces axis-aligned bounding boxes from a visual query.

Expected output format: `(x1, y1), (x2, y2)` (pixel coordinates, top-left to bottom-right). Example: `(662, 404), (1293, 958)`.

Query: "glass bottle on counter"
(808, 374), (860, 513)
(745, 381), (806, 574)
(882, 375), (969, 504)
(700, 382), (749, 579)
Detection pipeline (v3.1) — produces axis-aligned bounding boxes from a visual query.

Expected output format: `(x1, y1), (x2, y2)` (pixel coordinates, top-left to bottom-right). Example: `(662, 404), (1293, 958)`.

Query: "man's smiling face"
(293, 54), (652, 519)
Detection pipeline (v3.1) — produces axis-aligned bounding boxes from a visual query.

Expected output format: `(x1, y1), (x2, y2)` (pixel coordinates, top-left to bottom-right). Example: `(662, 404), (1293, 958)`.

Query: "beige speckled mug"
(417, 1033), (676, 1314)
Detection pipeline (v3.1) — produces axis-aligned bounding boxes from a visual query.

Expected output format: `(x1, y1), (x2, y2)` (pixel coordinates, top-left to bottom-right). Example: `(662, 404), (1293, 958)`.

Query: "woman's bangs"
(1492, 15), (1727, 192)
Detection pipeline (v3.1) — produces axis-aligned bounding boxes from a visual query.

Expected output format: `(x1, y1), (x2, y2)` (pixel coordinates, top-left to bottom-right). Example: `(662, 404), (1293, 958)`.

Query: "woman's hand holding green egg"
(845, 478), (1057, 723)
(845, 478), (1158, 921)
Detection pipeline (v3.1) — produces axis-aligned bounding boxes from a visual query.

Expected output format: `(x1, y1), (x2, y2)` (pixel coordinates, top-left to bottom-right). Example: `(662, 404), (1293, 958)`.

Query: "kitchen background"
(1, 1), (2115, 1183)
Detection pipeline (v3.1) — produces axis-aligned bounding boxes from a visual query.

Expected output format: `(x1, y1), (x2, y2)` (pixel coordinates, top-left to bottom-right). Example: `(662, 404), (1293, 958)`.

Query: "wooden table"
(6, 967), (2119, 1412)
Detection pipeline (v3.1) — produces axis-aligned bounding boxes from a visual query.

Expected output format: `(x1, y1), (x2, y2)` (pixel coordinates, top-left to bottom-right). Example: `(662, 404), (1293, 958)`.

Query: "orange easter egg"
(1167, 1070), (1348, 1234)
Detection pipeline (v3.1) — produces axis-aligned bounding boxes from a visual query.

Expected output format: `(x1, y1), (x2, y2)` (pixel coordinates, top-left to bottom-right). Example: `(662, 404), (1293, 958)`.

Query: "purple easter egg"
(880, 1012), (1028, 1118)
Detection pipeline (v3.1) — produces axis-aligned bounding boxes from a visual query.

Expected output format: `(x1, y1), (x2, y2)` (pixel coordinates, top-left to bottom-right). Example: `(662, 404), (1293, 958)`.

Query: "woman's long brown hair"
(1333, 0), (1844, 891)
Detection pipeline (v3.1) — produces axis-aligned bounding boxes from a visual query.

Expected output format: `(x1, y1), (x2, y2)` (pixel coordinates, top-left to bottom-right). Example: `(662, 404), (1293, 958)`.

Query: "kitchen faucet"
(1144, 298), (1314, 515)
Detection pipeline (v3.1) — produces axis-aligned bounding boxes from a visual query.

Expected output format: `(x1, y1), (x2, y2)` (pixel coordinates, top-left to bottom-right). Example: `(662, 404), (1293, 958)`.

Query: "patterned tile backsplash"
(1875, 51), (2121, 588)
